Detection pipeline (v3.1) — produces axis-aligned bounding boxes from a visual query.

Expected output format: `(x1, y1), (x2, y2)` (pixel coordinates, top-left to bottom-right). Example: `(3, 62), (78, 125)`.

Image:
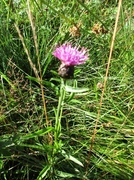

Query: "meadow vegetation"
(0, 0), (134, 179)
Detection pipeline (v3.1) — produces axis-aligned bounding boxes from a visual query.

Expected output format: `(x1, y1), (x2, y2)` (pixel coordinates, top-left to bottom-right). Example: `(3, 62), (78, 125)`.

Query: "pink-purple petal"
(52, 43), (88, 66)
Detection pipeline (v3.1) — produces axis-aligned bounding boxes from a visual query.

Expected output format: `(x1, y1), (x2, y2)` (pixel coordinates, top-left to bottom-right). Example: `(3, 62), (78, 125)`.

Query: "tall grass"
(0, 0), (134, 179)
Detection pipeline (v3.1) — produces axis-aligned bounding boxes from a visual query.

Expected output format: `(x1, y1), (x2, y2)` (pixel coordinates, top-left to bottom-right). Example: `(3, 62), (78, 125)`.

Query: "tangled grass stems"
(1, 0), (133, 179)
(14, 2), (50, 143)
(26, 0), (49, 130)
(85, 0), (123, 176)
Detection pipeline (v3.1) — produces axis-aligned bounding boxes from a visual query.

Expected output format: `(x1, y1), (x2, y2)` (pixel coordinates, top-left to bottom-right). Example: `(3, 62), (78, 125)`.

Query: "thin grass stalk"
(105, 104), (134, 152)
(14, 23), (39, 79)
(26, 0), (49, 131)
(84, 0), (123, 176)
(76, 0), (108, 30)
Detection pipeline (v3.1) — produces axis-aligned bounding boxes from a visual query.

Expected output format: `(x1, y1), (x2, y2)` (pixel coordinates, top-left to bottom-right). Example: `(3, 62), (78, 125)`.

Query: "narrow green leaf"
(0, 71), (16, 90)
(62, 150), (84, 167)
(0, 157), (4, 170)
(26, 75), (39, 83)
(57, 170), (76, 178)
(68, 155), (84, 167)
(19, 127), (54, 141)
(37, 165), (51, 180)
(65, 85), (89, 93)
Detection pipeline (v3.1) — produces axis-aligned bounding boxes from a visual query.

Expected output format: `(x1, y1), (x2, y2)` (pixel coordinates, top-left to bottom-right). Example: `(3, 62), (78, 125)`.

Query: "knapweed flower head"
(52, 43), (88, 66)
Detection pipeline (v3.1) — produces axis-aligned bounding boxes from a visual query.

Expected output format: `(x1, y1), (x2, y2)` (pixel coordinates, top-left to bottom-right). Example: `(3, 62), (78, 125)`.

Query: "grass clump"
(0, 0), (134, 179)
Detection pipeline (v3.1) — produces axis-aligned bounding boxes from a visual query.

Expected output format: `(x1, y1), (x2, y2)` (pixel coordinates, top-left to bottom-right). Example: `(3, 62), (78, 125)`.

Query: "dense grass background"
(0, 0), (134, 179)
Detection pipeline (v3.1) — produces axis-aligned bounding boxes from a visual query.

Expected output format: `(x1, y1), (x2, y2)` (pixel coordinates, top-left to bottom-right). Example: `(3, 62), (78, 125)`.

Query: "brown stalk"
(14, 0), (50, 143)
(14, 24), (39, 79)
(26, 0), (49, 129)
(84, 0), (122, 177)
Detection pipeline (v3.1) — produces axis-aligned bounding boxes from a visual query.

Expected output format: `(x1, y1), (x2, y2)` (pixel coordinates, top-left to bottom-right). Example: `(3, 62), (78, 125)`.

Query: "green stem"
(54, 78), (66, 148)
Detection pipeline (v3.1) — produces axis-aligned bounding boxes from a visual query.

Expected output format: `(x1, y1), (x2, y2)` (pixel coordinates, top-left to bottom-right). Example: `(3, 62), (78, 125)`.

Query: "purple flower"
(52, 43), (88, 66)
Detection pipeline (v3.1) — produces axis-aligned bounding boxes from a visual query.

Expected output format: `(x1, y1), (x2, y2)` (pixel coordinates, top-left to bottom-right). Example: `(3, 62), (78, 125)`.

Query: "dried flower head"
(70, 22), (82, 37)
(92, 23), (108, 35)
(97, 82), (104, 90)
(58, 63), (74, 79)
(52, 43), (88, 66)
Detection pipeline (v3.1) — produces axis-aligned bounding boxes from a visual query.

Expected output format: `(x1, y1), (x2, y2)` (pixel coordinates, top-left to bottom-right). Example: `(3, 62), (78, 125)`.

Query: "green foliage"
(0, 0), (134, 179)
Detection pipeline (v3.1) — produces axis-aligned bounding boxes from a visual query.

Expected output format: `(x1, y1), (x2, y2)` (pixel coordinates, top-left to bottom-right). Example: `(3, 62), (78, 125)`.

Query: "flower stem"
(54, 78), (66, 148)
